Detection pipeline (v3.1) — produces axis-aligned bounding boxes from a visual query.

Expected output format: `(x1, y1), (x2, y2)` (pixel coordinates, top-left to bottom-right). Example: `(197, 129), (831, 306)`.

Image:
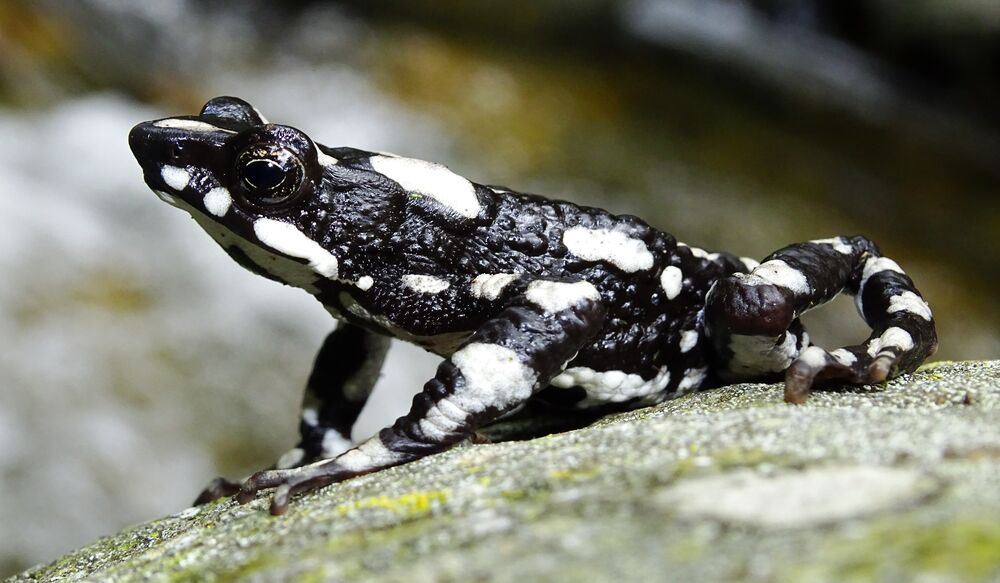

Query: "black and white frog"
(128, 96), (938, 515)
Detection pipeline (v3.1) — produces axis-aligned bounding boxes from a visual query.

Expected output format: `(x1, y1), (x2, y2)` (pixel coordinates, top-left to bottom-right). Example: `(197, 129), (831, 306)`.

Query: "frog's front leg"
(193, 323), (388, 505)
(705, 236), (937, 403)
(236, 279), (606, 515)
(285, 324), (390, 465)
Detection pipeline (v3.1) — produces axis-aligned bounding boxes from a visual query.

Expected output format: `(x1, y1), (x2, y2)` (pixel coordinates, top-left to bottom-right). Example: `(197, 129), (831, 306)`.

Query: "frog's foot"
(784, 345), (892, 404)
(191, 442), (336, 507)
(235, 433), (422, 515)
(234, 461), (352, 515)
(784, 303), (937, 404)
(193, 476), (243, 506)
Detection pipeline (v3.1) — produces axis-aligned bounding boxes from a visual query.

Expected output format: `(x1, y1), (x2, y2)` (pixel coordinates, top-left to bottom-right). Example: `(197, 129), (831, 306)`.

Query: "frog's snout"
(128, 122), (181, 176)
(127, 122), (153, 165)
(129, 122), (170, 189)
(129, 118), (235, 195)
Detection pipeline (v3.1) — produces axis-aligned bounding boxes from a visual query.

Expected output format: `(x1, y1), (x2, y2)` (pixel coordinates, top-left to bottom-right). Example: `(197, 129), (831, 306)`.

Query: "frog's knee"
(704, 274), (810, 380)
(705, 274), (796, 338)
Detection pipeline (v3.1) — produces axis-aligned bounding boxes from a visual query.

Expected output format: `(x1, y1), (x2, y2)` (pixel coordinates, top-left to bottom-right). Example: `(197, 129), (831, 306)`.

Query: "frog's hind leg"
(236, 279), (607, 514)
(193, 323), (388, 505)
(704, 236), (937, 403)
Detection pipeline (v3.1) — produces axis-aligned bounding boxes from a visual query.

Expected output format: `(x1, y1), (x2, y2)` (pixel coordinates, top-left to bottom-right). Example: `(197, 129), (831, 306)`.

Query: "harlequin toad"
(128, 97), (938, 514)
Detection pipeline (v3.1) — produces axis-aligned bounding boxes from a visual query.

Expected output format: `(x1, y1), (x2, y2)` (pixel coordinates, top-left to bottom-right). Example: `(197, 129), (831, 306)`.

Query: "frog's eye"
(235, 146), (304, 206)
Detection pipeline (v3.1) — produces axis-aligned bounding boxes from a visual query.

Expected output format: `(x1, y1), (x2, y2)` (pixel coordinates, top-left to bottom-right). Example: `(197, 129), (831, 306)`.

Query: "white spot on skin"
(550, 367), (596, 388)
(660, 266), (683, 299)
(550, 366), (671, 403)
(677, 367), (708, 392)
(727, 332), (799, 376)
(202, 186), (232, 217)
(857, 258), (909, 322)
(450, 343), (538, 413)
(253, 218), (339, 279)
(418, 400), (467, 441)
(415, 398), (469, 442)
(740, 257), (760, 271)
(221, 223), (321, 291)
(275, 448), (305, 470)
(563, 227), (654, 272)
(301, 408), (319, 426)
(745, 260), (811, 295)
(796, 346), (830, 369)
(830, 349), (857, 367)
(859, 257), (905, 292)
(525, 280), (600, 313)
(317, 150), (339, 167)
(887, 291), (932, 321)
(401, 274), (450, 294)
(335, 437), (408, 472)
(153, 118), (235, 132)
(687, 246), (720, 261)
(867, 327), (915, 358)
(434, 396), (468, 423)
(471, 273), (520, 301)
(160, 165), (190, 191)
(811, 237), (854, 255)
(321, 430), (354, 459)
(355, 276), (374, 291)
(679, 330), (699, 353)
(370, 154), (481, 218)
(156, 195), (326, 292)
(677, 242), (720, 261)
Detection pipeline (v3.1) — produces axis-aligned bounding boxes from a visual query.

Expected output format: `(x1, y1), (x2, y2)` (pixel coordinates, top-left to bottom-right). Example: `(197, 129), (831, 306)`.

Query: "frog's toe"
(233, 460), (344, 509)
(268, 473), (339, 515)
(867, 354), (894, 383)
(784, 346), (854, 403)
(232, 459), (351, 514)
(270, 484), (292, 515)
(193, 477), (242, 506)
(234, 468), (302, 504)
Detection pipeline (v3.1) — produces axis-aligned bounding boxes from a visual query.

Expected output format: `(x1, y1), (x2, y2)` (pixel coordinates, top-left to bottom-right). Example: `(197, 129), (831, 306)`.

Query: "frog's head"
(129, 96), (324, 220)
(129, 97), (347, 287)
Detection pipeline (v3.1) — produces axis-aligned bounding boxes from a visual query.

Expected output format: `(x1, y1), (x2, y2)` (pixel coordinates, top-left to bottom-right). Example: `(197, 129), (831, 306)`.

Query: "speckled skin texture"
(128, 97), (937, 513)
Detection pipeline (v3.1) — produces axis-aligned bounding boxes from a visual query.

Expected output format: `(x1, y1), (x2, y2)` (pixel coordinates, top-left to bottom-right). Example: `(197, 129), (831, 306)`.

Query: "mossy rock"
(10, 361), (1000, 582)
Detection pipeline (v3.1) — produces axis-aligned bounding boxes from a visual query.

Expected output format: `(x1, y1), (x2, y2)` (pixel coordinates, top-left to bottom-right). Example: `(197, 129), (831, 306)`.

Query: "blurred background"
(1, 0), (998, 575)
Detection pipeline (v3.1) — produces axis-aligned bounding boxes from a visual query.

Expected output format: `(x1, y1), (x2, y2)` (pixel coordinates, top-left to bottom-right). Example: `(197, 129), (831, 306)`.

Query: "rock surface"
(10, 361), (1000, 583)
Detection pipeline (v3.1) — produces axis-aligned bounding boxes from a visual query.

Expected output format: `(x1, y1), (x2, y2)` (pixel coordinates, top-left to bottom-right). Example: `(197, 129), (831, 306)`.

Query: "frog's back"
(457, 186), (744, 408)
